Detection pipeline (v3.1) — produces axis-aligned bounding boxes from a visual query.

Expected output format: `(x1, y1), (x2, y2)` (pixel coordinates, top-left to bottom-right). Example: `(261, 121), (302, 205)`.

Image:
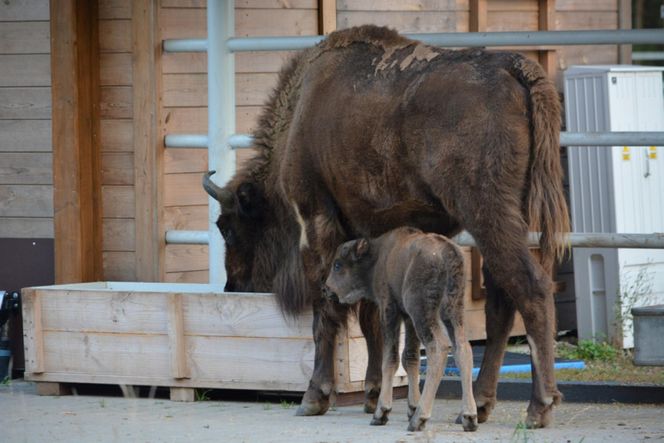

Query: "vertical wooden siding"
(0, 0), (53, 239)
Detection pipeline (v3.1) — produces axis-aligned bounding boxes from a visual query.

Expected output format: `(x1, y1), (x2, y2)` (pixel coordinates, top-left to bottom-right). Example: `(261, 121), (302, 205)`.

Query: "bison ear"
(236, 182), (265, 219)
(352, 238), (370, 261)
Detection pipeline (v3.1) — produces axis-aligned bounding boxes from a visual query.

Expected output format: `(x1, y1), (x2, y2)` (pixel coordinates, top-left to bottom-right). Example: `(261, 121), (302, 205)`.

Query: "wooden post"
(318, 0), (336, 35)
(133, 0), (163, 282)
(618, 0), (632, 64)
(21, 289), (44, 374)
(50, 0), (102, 283)
(469, 0), (487, 33)
(168, 293), (190, 379)
(538, 0), (557, 79)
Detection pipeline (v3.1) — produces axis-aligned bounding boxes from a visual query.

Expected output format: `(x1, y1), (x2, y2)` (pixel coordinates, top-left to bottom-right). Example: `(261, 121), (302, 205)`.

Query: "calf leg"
(446, 318), (478, 432)
(359, 299), (383, 414)
(473, 267), (517, 423)
(408, 319), (449, 432)
(401, 317), (421, 420)
(296, 298), (350, 416)
(371, 304), (401, 426)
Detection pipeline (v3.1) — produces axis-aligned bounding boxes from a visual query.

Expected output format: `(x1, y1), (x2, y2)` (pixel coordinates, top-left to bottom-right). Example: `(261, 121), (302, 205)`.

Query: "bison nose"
(322, 285), (339, 303)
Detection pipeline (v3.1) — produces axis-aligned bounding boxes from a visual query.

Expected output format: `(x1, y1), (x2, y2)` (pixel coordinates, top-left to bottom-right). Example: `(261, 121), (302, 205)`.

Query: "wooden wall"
(0, 0), (53, 239)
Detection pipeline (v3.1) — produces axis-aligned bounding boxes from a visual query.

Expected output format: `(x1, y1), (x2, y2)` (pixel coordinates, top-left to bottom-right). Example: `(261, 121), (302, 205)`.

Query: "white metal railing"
(162, 0), (664, 286)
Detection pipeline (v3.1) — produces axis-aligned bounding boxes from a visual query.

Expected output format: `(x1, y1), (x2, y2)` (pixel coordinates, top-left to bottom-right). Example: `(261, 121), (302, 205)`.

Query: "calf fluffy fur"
(325, 227), (478, 432)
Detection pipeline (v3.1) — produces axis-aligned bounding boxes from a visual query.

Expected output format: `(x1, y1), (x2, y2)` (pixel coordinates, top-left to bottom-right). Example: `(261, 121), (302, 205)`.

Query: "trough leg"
(170, 387), (195, 402)
(473, 267), (517, 424)
(296, 298), (350, 416)
(35, 382), (72, 396)
(359, 299), (383, 414)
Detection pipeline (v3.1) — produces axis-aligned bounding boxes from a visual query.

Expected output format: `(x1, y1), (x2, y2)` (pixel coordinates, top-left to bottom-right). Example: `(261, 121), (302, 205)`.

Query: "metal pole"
(207, 0), (235, 286)
(453, 232), (664, 249)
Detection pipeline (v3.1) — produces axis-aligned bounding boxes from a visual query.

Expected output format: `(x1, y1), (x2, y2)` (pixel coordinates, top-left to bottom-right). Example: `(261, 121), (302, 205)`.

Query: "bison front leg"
(296, 296), (350, 416)
(359, 299), (383, 413)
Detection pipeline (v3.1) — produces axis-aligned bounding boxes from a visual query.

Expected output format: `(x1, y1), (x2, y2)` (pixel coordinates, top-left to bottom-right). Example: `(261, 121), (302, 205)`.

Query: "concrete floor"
(1, 380), (663, 443)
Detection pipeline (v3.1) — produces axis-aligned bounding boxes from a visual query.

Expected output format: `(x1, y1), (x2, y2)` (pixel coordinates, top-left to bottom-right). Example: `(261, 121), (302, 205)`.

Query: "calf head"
(324, 238), (374, 305)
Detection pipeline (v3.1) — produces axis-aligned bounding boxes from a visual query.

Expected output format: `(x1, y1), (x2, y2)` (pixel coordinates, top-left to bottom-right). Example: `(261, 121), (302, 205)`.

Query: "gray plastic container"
(632, 305), (664, 366)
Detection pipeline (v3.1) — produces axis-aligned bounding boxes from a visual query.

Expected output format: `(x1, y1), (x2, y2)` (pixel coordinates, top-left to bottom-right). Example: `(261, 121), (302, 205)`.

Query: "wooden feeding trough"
(21, 282), (407, 401)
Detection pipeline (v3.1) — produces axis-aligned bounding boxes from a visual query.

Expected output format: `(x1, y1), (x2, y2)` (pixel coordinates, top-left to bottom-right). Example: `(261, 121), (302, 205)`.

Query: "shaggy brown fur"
(325, 227), (477, 432)
(203, 25), (570, 427)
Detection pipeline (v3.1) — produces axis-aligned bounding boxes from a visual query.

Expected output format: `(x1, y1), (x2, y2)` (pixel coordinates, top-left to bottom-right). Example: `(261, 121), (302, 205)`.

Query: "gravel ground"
(1, 380), (663, 443)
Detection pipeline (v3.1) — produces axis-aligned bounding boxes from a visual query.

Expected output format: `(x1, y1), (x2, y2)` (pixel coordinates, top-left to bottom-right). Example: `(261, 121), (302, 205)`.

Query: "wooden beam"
(538, 0), (557, 79)
(469, 0), (487, 33)
(168, 293), (190, 379)
(133, 0), (163, 282)
(618, 0), (632, 64)
(318, 0), (336, 35)
(50, 0), (102, 283)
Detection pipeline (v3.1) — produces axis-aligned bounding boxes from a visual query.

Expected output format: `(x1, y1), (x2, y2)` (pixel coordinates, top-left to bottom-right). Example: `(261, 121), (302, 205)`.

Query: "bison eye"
(333, 260), (342, 272)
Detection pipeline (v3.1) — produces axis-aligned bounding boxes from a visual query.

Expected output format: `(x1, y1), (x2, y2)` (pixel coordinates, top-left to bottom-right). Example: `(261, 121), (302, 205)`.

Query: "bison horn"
(202, 171), (235, 210)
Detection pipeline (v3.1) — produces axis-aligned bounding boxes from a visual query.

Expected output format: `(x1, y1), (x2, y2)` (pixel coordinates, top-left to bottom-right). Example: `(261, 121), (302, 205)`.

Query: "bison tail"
(515, 57), (570, 266)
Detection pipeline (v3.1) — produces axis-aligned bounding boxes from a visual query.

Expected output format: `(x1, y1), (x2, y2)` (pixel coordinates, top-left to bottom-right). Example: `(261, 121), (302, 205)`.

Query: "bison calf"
(325, 227), (478, 432)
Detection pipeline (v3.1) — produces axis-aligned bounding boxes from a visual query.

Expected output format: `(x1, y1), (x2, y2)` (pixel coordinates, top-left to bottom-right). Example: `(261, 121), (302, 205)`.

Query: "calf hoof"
(407, 404), (417, 420)
(525, 392), (560, 428)
(364, 388), (380, 414)
(370, 415), (389, 426)
(461, 414), (479, 432)
(407, 416), (427, 432)
(295, 389), (330, 416)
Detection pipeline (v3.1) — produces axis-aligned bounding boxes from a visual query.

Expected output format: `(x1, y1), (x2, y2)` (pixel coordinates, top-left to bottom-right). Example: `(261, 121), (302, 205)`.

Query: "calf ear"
(352, 238), (370, 261)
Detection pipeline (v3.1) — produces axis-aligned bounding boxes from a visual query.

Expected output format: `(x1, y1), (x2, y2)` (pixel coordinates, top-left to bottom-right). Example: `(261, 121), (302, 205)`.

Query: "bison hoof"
(525, 404), (554, 429)
(475, 398), (496, 424)
(370, 415), (389, 426)
(295, 390), (330, 416)
(407, 404), (417, 420)
(407, 416), (427, 432)
(364, 388), (380, 414)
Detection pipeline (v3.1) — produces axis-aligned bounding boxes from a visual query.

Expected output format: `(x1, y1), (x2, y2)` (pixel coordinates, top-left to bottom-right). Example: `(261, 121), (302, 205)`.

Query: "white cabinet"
(564, 65), (664, 347)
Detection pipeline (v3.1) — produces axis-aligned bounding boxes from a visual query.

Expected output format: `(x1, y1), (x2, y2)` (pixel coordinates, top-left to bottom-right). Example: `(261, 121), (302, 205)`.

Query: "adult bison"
(203, 25), (569, 428)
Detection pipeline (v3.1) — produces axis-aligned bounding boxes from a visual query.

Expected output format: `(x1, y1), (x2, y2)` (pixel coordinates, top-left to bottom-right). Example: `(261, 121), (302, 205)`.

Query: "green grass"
(195, 389), (212, 401)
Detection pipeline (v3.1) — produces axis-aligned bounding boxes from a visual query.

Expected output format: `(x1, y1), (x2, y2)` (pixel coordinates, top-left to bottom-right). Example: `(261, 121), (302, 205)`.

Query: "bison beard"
(203, 25), (569, 428)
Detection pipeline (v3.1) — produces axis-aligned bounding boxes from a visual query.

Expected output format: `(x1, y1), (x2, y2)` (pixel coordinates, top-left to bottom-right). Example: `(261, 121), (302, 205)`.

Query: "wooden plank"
(0, 120), (51, 152)
(101, 152), (134, 185)
(102, 218), (135, 251)
(100, 53), (132, 86)
(165, 148), (207, 174)
(99, 0), (131, 19)
(318, 0), (336, 34)
(348, 336), (407, 383)
(165, 244), (208, 272)
(168, 293), (190, 379)
(163, 51), (294, 75)
(164, 270), (209, 284)
(161, 0), (317, 7)
(0, 21), (50, 54)
(0, 217), (54, 238)
(556, 0), (617, 11)
(0, 88), (51, 119)
(469, 0), (487, 32)
(0, 185), (53, 217)
(336, 0), (466, 11)
(98, 19), (131, 53)
(100, 86), (132, 119)
(487, 11), (538, 31)
(100, 119), (133, 152)
(164, 205), (208, 231)
(164, 172), (208, 207)
(488, 0), (539, 11)
(163, 73), (278, 107)
(618, 0), (631, 64)
(0, 0), (50, 21)
(0, 153), (52, 185)
(0, 55), (51, 87)
(102, 251), (137, 280)
(133, 0), (163, 282)
(557, 11), (618, 29)
(50, 0), (103, 284)
(337, 11), (468, 33)
(102, 186), (135, 218)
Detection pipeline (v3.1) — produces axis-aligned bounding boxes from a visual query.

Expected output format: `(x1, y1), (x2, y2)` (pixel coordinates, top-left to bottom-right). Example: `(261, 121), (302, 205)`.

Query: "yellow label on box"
(649, 146), (657, 160)
(622, 146), (630, 161)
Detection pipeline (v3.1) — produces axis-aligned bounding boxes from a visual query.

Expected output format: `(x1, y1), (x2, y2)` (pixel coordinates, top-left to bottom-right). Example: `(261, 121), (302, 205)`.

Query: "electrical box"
(564, 65), (664, 348)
